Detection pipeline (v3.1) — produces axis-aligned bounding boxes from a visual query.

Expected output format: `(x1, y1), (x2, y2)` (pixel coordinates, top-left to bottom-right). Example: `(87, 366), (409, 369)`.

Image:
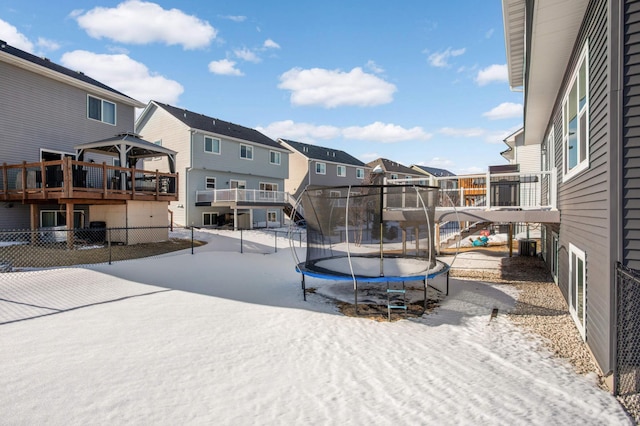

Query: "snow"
(0, 228), (632, 424)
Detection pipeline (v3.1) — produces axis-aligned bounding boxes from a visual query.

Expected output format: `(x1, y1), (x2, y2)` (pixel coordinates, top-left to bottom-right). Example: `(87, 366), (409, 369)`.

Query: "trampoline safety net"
(298, 184), (439, 280)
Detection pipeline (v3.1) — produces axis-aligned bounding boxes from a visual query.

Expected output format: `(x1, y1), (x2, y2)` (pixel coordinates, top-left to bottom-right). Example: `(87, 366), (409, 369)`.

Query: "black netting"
(298, 184), (438, 279)
(616, 262), (640, 396)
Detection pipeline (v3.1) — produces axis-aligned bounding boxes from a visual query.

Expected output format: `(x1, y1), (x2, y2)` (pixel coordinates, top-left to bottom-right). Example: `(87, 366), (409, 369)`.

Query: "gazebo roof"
(75, 132), (177, 173)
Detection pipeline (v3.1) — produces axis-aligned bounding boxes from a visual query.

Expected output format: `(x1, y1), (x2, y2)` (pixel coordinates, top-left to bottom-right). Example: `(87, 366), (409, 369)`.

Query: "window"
(205, 136), (221, 154)
(87, 95), (116, 125)
(205, 177), (216, 190)
(356, 168), (364, 179)
(260, 182), (278, 200)
(270, 151), (281, 165)
(337, 165), (346, 177)
(569, 243), (586, 338)
(391, 174), (398, 180)
(240, 144), (253, 160)
(316, 162), (326, 175)
(230, 180), (246, 189)
(562, 43), (589, 181)
(153, 140), (162, 161)
(41, 210), (84, 228)
(267, 211), (277, 223)
(203, 212), (218, 226)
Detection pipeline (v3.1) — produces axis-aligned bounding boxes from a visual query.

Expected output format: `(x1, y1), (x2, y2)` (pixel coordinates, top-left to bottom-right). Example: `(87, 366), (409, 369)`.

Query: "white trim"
(568, 242), (587, 339)
(240, 144), (253, 160)
(269, 150), (281, 165)
(562, 42), (589, 182)
(202, 212), (218, 227)
(205, 176), (216, 190)
(316, 162), (326, 175)
(337, 165), (346, 177)
(356, 168), (365, 179)
(551, 231), (559, 284)
(204, 136), (221, 155)
(87, 94), (117, 126)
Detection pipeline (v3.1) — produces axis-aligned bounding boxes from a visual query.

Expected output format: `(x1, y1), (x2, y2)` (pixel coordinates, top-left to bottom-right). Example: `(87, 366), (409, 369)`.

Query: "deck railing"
(195, 188), (287, 204)
(0, 157), (178, 201)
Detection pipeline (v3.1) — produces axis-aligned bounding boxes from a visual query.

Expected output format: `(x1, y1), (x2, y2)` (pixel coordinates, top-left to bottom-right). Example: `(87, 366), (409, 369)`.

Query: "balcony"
(195, 189), (287, 206)
(1, 157), (178, 203)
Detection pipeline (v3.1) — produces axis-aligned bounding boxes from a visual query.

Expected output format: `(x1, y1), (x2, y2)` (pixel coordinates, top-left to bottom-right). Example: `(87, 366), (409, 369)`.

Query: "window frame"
(240, 144), (253, 160)
(202, 212), (218, 227)
(270, 150), (281, 165)
(316, 162), (326, 175)
(568, 243), (587, 339)
(337, 165), (346, 177)
(562, 43), (589, 182)
(87, 95), (116, 125)
(205, 176), (216, 190)
(204, 136), (221, 155)
(267, 210), (277, 223)
(356, 168), (365, 179)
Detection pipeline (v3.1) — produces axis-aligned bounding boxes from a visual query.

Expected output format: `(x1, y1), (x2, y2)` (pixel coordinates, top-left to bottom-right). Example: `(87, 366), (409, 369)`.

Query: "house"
(278, 138), (370, 200)
(502, 0), (638, 392)
(366, 158), (426, 183)
(135, 101), (290, 229)
(0, 41), (177, 242)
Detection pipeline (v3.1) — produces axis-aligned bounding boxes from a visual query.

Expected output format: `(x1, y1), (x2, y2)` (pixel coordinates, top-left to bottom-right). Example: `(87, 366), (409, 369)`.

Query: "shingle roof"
(0, 40), (135, 101)
(279, 139), (366, 167)
(412, 165), (456, 177)
(154, 102), (282, 149)
(366, 158), (417, 175)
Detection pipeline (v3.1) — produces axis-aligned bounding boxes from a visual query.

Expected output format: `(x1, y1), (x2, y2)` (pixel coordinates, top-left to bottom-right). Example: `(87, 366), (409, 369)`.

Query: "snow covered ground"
(0, 228), (632, 424)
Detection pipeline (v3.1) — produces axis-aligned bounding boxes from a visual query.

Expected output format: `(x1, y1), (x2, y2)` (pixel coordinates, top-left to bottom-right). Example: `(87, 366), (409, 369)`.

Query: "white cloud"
(342, 122), (431, 143)
(484, 128), (520, 144)
(263, 39), (280, 49)
(234, 47), (261, 63)
(37, 37), (60, 51)
(365, 60), (384, 74)
(256, 120), (341, 143)
(278, 67), (396, 108)
(485, 28), (495, 39)
(0, 19), (34, 52)
(428, 47), (466, 68)
(476, 64), (508, 86)
(208, 59), (244, 76)
(60, 50), (183, 104)
(438, 127), (486, 138)
(425, 157), (455, 168)
(74, 0), (217, 50)
(482, 102), (522, 120)
(223, 15), (246, 22)
(360, 152), (380, 162)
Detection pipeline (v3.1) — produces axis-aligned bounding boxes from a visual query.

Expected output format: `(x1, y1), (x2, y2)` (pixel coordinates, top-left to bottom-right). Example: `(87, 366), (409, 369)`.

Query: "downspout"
(186, 129), (195, 227)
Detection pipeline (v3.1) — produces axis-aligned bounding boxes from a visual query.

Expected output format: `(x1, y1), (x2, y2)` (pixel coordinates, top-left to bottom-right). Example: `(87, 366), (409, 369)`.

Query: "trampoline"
(289, 183), (450, 317)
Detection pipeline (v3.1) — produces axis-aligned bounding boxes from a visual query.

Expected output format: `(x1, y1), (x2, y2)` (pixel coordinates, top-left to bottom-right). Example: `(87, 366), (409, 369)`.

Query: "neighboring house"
(278, 139), (369, 200)
(366, 158), (426, 183)
(135, 101), (290, 229)
(499, 127), (544, 208)
(502, 0), (638, 391)
(0, 41), (176, 240)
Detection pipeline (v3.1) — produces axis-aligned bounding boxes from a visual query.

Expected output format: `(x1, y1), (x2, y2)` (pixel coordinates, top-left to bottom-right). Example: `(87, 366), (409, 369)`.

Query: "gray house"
(0, 41), (176, 237)
(278, 138), (370, 200)
(366, 158), (426, 182)
(135, 101), (290, 229)
(502, 0), (640, 392)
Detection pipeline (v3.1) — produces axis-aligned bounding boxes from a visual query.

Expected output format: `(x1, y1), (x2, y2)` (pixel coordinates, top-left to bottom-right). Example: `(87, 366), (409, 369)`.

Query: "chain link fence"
(0, 226), (196, 272)
(616, 262), (640, 397)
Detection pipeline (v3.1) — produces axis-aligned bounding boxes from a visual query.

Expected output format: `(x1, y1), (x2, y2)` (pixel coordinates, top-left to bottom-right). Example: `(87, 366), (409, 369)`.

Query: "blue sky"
(0, 0), (523, 174)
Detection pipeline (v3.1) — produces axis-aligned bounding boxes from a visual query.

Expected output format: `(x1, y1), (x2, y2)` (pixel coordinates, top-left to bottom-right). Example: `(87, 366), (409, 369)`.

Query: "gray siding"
(547, 0), (613, 372)
(624, 0), (640, 268)
(0, 59), (136, 229)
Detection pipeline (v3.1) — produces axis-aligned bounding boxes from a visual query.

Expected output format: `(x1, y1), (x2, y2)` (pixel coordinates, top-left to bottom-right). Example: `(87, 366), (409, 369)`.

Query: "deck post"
(66, 202), (74, 250)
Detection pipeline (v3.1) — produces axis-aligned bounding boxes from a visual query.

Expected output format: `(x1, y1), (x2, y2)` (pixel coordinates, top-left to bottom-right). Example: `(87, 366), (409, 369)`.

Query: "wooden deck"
(1, 157), (178, 204)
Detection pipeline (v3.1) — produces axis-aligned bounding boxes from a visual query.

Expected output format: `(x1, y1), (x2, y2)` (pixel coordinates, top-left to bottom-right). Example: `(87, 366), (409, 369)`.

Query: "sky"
(0, 227), (631, 424)
(0, 0), (523, 175)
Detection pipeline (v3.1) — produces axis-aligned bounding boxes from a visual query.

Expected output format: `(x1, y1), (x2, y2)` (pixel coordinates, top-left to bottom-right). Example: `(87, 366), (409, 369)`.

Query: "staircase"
(284, 193), (305, 223)
(439, 221), (492, 249)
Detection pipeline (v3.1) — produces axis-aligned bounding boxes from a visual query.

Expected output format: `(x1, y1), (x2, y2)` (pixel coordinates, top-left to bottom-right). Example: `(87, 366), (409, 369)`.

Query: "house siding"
(546, 0), (613, 372)
(624, 0), (640, 269)
(0, 59), (136, 229)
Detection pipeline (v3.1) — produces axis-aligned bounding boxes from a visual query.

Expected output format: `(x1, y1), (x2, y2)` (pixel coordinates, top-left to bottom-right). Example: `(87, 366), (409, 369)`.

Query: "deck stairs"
(439, 221), (492, 249)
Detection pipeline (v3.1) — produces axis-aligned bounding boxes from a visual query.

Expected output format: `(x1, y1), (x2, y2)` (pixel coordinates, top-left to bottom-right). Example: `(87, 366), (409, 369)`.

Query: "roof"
(502, 0), (589, 145)
(0, 40), (144, 108)
(77, 132), (177, 157)
(278, 139), (366, 167)
(366, 158), (417, 175)
(153, 101), (282, 150)
(412, 165), (456, 178)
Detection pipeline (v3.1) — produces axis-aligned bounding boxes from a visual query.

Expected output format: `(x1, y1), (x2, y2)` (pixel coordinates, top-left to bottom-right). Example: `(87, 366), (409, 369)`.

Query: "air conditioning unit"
(518, 239), (537, 256)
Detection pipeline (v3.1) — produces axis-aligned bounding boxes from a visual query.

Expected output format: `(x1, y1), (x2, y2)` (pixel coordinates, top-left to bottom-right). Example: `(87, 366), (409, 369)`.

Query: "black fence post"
(108, 228), (112, 265)
(240, 229), (243, 254)
(275, 231), (278, 253)
(191, 226), (194, 255)
(299, 231), (302, 247)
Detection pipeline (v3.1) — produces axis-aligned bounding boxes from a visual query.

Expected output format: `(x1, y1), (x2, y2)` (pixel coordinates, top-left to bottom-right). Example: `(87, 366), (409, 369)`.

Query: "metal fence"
(616, 262), (640, 396)
(0, 226), (195, 272)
